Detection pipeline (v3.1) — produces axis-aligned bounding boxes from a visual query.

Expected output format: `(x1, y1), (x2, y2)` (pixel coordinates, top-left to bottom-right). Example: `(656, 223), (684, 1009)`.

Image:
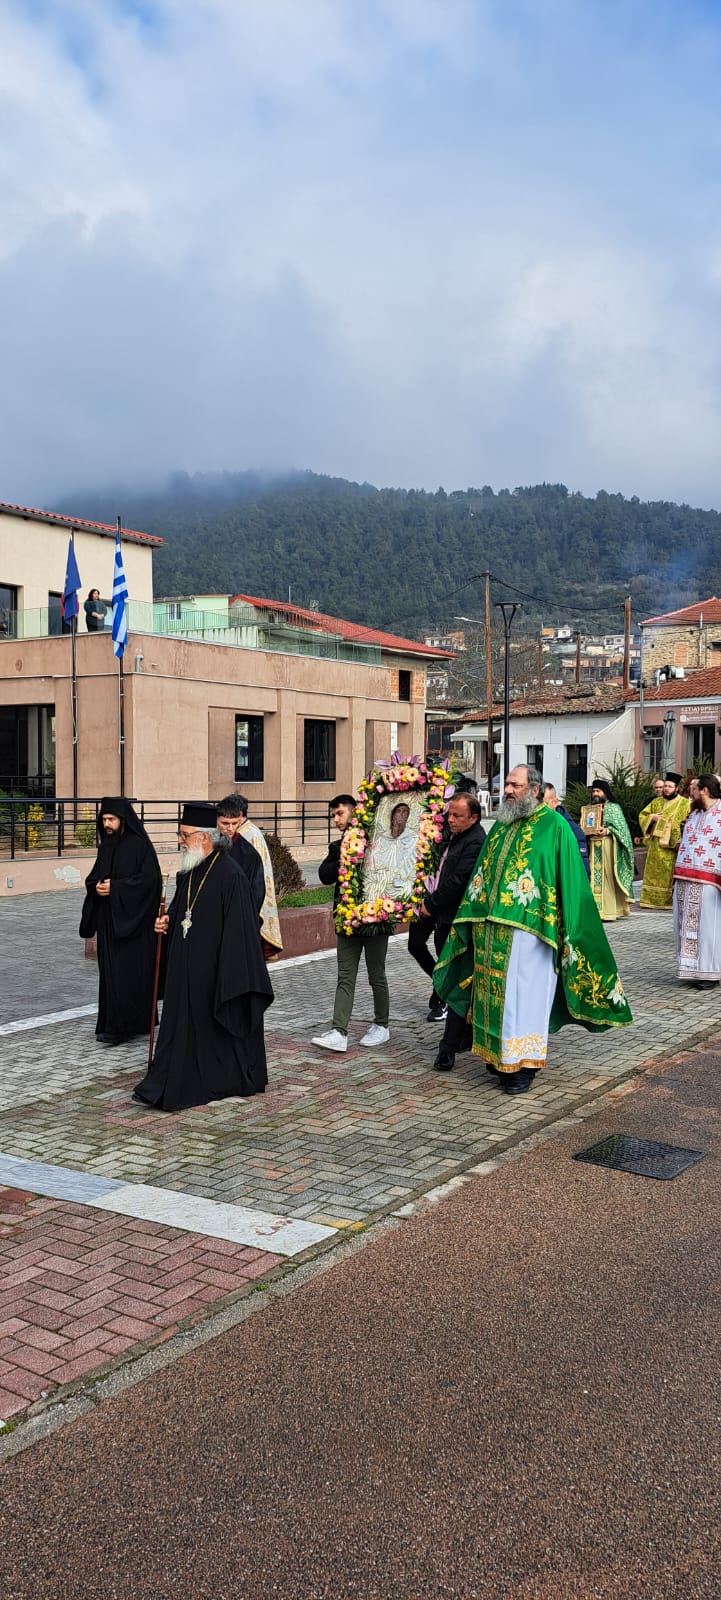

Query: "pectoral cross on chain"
(181, 913), (193, 939)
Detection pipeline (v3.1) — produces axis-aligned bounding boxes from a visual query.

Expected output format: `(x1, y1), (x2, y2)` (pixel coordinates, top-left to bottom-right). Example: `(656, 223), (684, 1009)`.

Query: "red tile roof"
(642, 665), (721, 700)
(642, 597), (721, 626)
(230, 593), (455, 658)
(0, 502), (163, 546)
(462, 684), (630, 720)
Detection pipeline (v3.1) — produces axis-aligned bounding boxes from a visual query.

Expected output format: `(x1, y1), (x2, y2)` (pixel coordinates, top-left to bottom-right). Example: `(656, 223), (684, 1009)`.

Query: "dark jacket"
(424, 820), (487, 926)
(318, 836), (343, 911)
(557, 804), (591, 877)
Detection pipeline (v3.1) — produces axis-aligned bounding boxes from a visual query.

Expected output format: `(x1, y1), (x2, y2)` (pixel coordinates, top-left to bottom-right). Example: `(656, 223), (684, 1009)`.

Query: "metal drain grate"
(574, 1134), (704, 1181)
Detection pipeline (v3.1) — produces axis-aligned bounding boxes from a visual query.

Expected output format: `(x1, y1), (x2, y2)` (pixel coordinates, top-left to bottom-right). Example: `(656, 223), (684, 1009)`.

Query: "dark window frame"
(234, 714), (264, 783)
(526, 743), (544, 772)
(304, 718), (336, 782)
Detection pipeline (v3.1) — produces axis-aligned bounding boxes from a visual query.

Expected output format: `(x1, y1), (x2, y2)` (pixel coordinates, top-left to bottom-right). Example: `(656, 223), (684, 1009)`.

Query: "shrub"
(263, 832), (305, 897)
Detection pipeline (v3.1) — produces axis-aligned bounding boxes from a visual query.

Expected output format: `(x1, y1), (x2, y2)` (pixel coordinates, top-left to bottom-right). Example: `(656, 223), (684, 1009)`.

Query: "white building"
(451, 685), (635, 794)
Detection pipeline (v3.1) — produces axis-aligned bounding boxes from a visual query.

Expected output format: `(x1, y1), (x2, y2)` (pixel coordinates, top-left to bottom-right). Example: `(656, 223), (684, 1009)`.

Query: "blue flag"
(112, 527), (128, 659)
(61, 537), (82, 622)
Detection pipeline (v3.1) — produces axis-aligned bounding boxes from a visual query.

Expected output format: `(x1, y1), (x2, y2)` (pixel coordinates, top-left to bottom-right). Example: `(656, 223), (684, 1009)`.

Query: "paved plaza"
(1, 889), (720, 1426)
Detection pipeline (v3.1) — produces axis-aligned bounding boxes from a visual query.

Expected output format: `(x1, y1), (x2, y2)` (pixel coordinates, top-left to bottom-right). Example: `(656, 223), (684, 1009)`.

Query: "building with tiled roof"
(0, 516), (450, 880)
(230, 593), (454, 660)
(0, 501), (162, 546)
(640, 595), (721, 677)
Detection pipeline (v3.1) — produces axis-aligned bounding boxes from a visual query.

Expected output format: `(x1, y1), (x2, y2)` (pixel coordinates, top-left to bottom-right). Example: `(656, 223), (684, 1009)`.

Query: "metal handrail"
(0, 797), (333, 860)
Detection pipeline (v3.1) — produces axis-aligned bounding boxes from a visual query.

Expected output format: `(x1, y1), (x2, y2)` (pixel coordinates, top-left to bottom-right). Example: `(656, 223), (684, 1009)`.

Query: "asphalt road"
(1, 1037), (719, 1599)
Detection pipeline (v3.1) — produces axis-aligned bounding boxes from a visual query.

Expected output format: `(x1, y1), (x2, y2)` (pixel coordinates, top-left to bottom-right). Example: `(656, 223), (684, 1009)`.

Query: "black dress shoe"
(433, 1049), (455, 1072)
(500, 1067), (537, 1095)
(485, 1062), (501, 1076)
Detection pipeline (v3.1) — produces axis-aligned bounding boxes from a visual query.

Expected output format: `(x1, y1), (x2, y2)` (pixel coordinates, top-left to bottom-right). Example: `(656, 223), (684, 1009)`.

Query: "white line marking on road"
(0, 1004), (96, 1036)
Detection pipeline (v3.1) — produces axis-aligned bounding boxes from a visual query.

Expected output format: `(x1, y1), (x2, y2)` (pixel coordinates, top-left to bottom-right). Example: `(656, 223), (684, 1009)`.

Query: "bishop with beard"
(133, 802), (274, 1112)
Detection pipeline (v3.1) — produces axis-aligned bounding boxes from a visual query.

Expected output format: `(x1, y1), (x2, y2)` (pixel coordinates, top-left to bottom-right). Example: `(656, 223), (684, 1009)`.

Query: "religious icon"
(363, 793), (422, 903)
(580, 803), (604, 836)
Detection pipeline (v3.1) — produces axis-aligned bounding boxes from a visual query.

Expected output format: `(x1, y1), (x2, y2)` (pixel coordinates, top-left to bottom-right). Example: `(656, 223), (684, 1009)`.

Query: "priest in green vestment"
(432, 764), (632, 1095)
(639, 772), (690, 909)
(582, 779), (635, 922)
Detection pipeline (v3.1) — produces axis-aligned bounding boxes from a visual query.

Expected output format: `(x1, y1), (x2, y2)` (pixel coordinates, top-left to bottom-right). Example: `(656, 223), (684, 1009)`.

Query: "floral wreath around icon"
(335, 752), (457, 935)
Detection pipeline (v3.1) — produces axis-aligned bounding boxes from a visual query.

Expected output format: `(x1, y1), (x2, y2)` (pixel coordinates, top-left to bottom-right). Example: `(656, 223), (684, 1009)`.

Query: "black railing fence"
(0, 798), (333, 861)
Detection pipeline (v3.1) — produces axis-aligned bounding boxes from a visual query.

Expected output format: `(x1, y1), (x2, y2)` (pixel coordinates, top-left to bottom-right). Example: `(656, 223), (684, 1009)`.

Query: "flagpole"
(117, 516), (126, 796)
(71, 531), (78, 823)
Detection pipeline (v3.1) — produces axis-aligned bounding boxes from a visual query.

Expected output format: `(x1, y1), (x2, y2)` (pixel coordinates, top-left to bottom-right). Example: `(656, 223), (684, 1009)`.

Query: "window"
(48, 591), (63, 637)
(0, 583), (18, 639)
(565, 743), (588, 788)
(643, 730), (663, 772)
(684, 724), (715, 766)
(526, 744), (544, 772)
(304, 719), (336, 782)
(167, 602), (182, 622)
(234, 715), (264, 783)
(398, 670), (411, 701)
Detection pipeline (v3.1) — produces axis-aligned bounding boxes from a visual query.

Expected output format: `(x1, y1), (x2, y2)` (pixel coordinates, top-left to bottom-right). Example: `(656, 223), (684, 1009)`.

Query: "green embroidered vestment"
(434, 804), (632, 1061)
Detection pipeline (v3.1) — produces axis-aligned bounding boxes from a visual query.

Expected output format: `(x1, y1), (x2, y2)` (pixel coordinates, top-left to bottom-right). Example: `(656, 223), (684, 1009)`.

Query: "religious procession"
(83, 743), (721, 1120)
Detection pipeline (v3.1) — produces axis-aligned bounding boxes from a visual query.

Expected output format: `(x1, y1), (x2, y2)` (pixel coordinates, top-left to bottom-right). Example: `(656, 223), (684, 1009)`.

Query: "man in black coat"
(133, 802), (274, 1112)
(408, 792), (486, 1020)
(79, 797), (162, 1044)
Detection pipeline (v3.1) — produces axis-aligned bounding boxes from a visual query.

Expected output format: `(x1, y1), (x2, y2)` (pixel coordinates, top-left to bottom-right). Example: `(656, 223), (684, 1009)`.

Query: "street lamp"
(494, 602), (519, 779)
(662, 709), (676, 770)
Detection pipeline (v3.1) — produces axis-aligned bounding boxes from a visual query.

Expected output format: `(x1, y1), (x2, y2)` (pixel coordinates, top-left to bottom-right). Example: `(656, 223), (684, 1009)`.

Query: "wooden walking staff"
(147, 873), (169, 1069)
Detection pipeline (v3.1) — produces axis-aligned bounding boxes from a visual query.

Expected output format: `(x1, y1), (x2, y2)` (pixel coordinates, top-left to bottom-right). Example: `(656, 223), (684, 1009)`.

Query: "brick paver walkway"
(1, 895), (720, 1425)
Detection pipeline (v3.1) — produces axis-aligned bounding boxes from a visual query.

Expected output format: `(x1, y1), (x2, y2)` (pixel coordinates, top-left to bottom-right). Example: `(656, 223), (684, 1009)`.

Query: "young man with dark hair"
(217, 791), (282, 953)
(408, 792), (486, 1020)
(312, 794), (390, 1053)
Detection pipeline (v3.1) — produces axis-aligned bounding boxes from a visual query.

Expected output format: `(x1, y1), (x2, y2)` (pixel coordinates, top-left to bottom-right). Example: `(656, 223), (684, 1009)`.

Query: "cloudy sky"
(2, 0), (721, 506)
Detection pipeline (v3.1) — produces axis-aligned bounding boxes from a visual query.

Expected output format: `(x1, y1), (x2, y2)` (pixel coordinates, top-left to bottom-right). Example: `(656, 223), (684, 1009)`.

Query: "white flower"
(609, 978), (626, 1007)
(561, 941), (578, 969)
(508, 870), (540, 907)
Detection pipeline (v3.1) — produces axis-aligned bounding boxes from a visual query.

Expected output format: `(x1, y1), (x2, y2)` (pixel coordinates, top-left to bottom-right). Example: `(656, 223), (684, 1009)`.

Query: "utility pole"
(495, 601), (519, 779)
(575, 630), (581, 685)
(623, 596), (632, 690)
(484, 572), (494, 790)
(537, 632), (543, 691)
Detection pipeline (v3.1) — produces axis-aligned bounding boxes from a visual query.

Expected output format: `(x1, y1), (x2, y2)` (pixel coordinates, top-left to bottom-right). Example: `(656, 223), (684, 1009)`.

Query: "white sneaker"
(360, 1024), (390, 1047)
(312, 1029), (348, 1053)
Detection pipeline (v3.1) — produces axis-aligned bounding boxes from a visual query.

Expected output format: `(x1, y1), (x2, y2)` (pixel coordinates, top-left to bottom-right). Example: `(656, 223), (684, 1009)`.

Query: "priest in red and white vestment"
(673, 774), (721, 985)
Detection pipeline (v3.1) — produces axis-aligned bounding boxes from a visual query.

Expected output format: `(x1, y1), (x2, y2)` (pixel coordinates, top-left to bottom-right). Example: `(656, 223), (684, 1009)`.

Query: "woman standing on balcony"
(84, 588), (107, 631)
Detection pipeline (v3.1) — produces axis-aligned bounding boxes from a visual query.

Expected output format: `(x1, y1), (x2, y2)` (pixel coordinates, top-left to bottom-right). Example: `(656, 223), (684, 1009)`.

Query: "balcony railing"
(0, 603), (381, 664)
(0, 798), (333, 860)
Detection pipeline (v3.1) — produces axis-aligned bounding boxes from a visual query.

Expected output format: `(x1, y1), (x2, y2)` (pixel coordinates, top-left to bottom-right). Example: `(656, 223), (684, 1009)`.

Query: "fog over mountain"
(66, 472), (721, 636)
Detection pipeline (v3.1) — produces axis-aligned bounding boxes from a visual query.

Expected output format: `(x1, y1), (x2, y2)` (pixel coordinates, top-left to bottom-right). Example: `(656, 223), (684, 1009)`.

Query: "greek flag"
(111, 526), (128, 659)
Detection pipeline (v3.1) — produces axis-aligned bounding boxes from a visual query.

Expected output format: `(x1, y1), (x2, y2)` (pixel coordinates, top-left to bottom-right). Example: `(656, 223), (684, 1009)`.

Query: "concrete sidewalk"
(1, 1036), (719, 1596)
(0, 899), (720, 1431)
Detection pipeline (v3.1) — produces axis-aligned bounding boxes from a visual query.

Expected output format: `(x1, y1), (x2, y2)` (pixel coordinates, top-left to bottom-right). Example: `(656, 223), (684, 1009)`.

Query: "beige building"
(0, 503), (450, 888)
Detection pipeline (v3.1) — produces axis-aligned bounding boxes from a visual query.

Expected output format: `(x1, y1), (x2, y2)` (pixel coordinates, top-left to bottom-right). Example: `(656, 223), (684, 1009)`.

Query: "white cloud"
(1, 0), (720, 506)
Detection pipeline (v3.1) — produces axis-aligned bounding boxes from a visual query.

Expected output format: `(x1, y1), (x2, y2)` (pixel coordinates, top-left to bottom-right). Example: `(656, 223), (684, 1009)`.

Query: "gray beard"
(497, 794), (539, 823)
(180, 845), (206, 872)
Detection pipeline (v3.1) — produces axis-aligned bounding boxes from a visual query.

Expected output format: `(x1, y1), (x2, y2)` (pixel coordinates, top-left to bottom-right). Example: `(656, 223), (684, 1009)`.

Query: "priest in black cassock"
(133, 802), (274, 1112)
(79, 797), (162, 1045)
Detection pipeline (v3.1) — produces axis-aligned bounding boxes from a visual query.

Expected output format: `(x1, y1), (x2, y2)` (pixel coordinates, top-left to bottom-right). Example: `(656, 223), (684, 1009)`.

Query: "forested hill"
(65, 472), (721, 634)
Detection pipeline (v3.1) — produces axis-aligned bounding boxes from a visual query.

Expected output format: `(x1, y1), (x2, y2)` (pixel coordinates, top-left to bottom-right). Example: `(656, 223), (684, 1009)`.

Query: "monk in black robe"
(133, 802), (274, 1112)
(79, 797), (162, 1044)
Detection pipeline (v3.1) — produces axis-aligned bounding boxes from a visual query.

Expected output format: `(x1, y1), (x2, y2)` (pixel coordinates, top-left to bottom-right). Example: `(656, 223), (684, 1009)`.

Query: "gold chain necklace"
(180, 850), (221, 938)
